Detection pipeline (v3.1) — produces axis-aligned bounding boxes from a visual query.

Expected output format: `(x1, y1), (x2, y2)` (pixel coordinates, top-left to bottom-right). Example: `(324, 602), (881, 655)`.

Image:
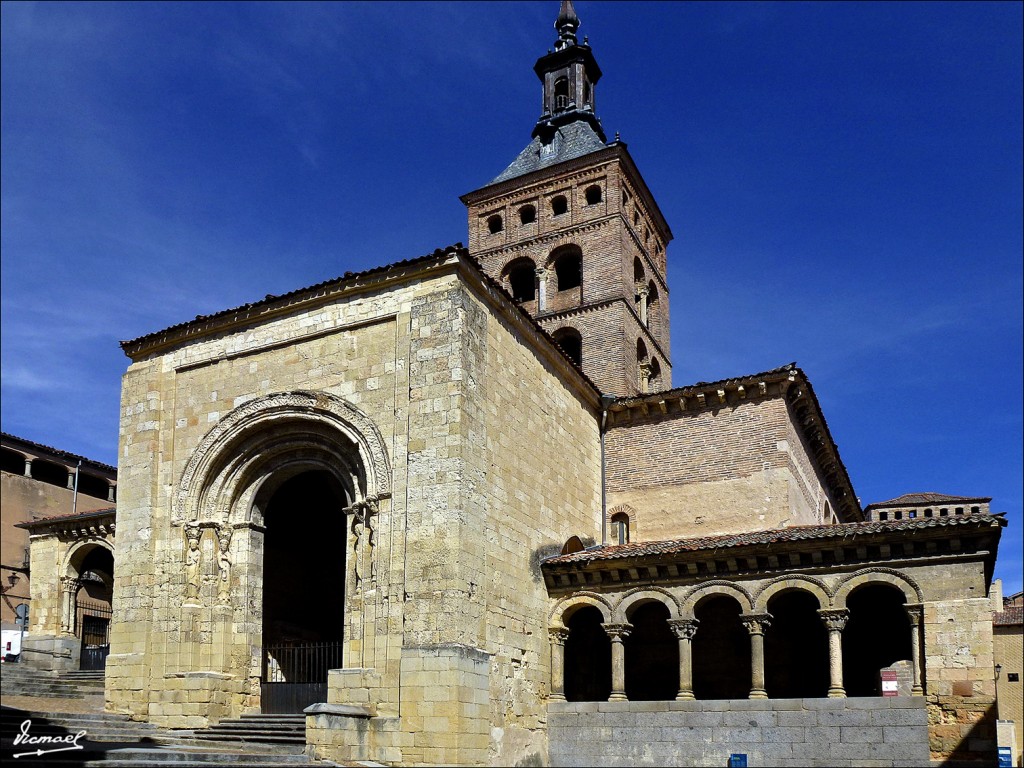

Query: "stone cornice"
(19, 508), (116, 539)
(542, 515), (1005, 593)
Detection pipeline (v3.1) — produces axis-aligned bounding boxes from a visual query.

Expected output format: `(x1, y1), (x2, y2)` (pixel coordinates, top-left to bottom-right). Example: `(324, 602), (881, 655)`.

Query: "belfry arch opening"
(259, 469), (347, 711)
(70, 544), (114, 671)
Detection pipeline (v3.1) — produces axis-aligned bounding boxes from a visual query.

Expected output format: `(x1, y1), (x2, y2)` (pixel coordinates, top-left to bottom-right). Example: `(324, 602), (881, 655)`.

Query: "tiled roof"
(994, 606), (1023, 626)
(866, 492), (991, 507)
(490, 120), (609, 184)
(543, 514), (1007, 566)
(615, 363), (798, 406)
(1, 432), (116, 473)
(18, 507), (116, 529)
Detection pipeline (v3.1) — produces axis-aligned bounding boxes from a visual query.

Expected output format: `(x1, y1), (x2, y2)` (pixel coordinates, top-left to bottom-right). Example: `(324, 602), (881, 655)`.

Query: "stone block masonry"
(548, 697), (930, 767)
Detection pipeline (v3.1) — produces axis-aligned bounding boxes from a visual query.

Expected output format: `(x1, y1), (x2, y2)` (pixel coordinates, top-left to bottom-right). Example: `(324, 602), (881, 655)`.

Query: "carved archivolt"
(678, 579), (754, 615)
(611, 585), (681, 622)
(549, 591), (614, 627)
(832, 567), (924, 607)
(752, 574), (833, 612)
(173, 390), (391, 525)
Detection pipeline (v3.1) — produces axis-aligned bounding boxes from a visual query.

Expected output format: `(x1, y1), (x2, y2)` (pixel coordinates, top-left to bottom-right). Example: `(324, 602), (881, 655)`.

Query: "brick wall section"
(604, 393), (836, 540)
(465, 150), (671, 397)
(548, 697), (930, 767)
(994, 623), (1023, 761)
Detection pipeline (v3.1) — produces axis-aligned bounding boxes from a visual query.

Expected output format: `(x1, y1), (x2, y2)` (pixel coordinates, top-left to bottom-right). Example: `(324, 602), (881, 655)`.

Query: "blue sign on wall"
(728, 755), (748, 768)
(998, 746), (1013, 767)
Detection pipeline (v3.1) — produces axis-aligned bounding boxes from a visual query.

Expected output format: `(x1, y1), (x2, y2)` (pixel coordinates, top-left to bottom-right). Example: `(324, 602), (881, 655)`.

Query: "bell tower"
(461, 0), (673, 397)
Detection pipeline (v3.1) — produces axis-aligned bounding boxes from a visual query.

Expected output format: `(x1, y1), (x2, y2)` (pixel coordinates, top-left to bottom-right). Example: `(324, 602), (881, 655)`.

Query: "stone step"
(207, 721), (305, 732)
(92, 747), (315, 763)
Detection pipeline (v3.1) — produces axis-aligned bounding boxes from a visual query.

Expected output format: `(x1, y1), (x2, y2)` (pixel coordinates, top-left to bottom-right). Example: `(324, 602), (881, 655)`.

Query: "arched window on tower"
(646, 281), (659, 332)
(504, 258), (536, 303)
(582, 79), (592, 108)
(554, 76), (570, 111)
(585, 185), (602, 205)
(551, 195), (568, 217)
(553, 247), (582, 291)
(487, 214), (503, 234)
(552, 327), (583, 367)
(636, 339), (650, 393)
(519, 204), (536, 225)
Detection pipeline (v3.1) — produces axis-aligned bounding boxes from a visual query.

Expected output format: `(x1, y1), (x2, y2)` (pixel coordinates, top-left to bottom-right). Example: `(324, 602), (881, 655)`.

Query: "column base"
(608, 693), (628, 702)
(827, 688), (846, 698)
(911, 685), (923, 696)
(748, 689), (768, 699)
(549, 693), (566, 702)
(675, 691), (695, 701)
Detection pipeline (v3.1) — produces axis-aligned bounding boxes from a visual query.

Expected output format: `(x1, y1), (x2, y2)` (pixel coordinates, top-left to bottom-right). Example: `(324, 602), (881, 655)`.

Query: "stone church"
(63, 2), (1006, 766)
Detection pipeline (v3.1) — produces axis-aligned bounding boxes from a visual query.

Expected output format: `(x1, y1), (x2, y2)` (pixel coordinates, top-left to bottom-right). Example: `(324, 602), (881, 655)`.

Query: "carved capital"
(904, 603), (924, 627)
(817, 608), (849, 633)
(602, 622), (632, 642)
(667, 618), (700, 641)
(548, 627), (571, 645)
(740, 613), (772, 636)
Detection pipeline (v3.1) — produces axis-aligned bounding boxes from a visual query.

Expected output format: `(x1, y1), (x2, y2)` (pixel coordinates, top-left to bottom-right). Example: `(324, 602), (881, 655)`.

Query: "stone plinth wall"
(548, 697), (929, 767)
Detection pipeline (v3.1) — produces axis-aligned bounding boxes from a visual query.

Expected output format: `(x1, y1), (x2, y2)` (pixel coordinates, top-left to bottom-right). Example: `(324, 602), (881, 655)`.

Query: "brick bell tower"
(461, 0), (673, 397)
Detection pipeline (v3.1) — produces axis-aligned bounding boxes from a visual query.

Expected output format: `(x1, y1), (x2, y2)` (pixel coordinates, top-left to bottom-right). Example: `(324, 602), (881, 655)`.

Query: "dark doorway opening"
(765, 591), (829, 698)
(564, 606), (612, 702)
(624, 601), (678, 700)
(261, 470), (347, 713)
(693, 596), (750, 700)
(842, 584), (912, 697)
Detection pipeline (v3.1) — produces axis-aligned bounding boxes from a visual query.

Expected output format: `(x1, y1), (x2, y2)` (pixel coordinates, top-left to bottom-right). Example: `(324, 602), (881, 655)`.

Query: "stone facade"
(91, 3), (1009, 767)
(109, 252), (602, 764)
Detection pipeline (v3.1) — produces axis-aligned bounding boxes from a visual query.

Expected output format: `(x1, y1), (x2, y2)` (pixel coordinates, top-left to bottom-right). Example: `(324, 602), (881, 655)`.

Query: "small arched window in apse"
(585, 185), (602, 205)
(552, 195), (568, 216)
(487, 214), (503, 234)
(611, 512), (630, 545)
(519, 204), (536, 225)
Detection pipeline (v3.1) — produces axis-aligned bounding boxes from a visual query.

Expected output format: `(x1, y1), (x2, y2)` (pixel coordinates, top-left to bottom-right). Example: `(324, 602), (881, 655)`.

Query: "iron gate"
(261, 642), (343, 714)
(77, 599), (112, 671)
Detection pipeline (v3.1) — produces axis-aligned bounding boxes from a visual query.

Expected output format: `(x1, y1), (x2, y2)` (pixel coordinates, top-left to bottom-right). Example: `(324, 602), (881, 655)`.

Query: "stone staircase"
(0, 663), (346, 766)
(0, 663), (102, 699)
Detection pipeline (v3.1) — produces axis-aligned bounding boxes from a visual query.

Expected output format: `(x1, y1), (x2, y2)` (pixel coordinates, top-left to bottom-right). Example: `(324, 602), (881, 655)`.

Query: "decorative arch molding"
(832, 567), (924, 608)
(679, 580), (754, 616)
(753, 575), (833, 612)
(549, 591), (614, 628)
(173, 390), (392, 525)
(63, 538), (115, 582)
(612, 586), (681, 622)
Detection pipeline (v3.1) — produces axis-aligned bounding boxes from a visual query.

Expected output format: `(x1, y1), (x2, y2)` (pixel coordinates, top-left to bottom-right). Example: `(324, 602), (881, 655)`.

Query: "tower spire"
(554, 0), (580, 50)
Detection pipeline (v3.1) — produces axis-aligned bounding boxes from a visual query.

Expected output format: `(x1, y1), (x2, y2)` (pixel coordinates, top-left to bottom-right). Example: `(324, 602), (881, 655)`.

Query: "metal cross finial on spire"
(554, 0), (580, 51)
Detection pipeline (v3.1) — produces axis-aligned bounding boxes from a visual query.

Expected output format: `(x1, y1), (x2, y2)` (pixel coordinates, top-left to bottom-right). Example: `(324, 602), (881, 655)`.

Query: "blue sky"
(2, 1), (1021, 591)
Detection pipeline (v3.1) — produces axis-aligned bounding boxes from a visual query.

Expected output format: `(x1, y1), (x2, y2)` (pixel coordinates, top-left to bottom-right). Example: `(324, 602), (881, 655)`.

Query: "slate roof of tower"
(542, 513), (1007, 566)
(490, 120), (609, 184)
(866, 492), (992, 507)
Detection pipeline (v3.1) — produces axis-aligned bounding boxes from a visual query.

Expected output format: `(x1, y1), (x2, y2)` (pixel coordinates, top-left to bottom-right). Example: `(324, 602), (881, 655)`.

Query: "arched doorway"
(842, 584), (912, 696)
(69, 544), (114, 671)
(623, 601), (678, 700)
(764, 590), (829, 698)
(259, 470), (348, 713)
(564, 606), (612, 701)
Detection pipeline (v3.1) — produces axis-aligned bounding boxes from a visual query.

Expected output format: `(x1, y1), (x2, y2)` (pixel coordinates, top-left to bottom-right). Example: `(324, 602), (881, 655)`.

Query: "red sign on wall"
(880, 669), (899, 697)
